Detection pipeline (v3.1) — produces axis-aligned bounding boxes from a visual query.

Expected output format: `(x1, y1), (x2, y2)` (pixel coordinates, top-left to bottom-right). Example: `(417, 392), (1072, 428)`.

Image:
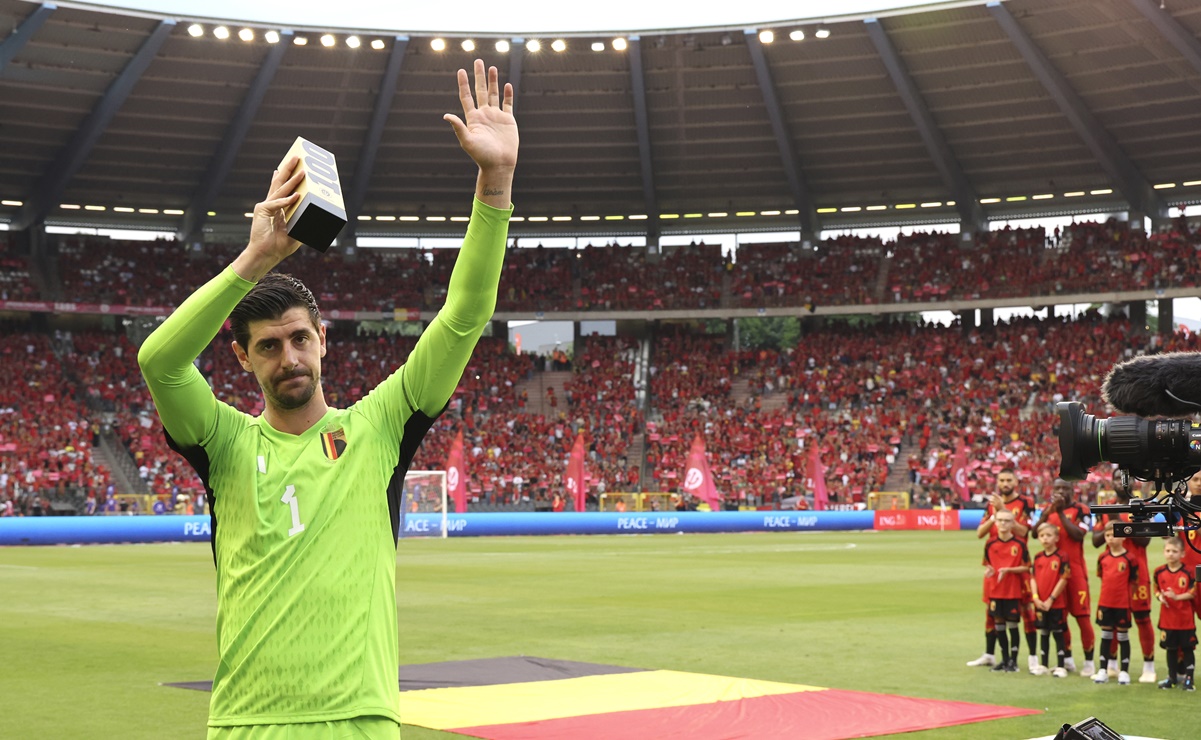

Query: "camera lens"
(1057, 401), (1201, 482)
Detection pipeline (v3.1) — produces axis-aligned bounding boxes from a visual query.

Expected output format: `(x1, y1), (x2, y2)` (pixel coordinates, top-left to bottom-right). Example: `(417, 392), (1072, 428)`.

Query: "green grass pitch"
(0, 530), (1185, 739)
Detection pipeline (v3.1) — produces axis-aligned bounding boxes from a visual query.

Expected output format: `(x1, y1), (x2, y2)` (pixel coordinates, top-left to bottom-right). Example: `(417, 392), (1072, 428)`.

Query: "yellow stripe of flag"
(400, 670), (825, 730)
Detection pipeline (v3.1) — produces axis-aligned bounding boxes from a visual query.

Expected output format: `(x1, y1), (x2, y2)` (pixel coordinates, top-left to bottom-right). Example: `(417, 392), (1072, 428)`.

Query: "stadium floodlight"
(758, 30), (774, 43)
(265, 30), (280, 43)
(495, 39), (510, 53)
(612, 37), (627, 51)
(137, 208), (159, 214)
(815, 28), (830, 38)
(238, 28), (254, 42)
(591, 41), (604, 51)
(461, 39), (475, 51)
(60, 204), (81, 210)
(84, 205), (105, 211)
(114, 206), (134, 213)
(431, 38), (446, 51)
(371, 39), (385, 50)
(294, 36), (308, 45)
(187, 23), (204, 37)
(790, 29), (804, 41)
(320, 34), (336, 47)
(213, 26), (230, 39)
(399, 470), (449, 538)
(346, 35), (361, 48)
(1090, 188), (1113, 195)
(551, 39), (567, 52)
(0, 200), (22, 207)
(526, 39), (541, 52)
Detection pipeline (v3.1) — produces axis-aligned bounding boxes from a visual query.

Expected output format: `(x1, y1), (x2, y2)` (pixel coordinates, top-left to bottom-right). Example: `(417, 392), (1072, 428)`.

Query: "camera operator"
(1037, 479), (1095, 676)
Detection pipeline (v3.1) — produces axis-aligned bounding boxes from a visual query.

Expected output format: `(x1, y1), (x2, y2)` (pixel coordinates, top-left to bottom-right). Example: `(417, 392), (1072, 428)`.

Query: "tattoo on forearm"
(482, 187), (505, 197)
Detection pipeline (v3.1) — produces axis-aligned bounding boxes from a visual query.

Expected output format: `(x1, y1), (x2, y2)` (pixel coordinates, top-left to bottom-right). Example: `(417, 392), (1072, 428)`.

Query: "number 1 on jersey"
(282, 485), (306, 537)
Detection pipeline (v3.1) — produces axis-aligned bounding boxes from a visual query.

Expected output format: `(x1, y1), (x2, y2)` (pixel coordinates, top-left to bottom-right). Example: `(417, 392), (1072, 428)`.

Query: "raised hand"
(444, 59), (518, 178)
(232, 158), (304, 282)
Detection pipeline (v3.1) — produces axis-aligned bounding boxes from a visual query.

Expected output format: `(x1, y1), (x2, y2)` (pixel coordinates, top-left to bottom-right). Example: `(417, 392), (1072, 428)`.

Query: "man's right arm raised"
(138, 268), (257, 447)
(139, 160), (305, 447)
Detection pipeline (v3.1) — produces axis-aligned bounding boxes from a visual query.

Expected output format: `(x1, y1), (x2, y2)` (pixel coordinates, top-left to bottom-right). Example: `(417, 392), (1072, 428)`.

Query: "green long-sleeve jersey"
(138, 199), (511, 727)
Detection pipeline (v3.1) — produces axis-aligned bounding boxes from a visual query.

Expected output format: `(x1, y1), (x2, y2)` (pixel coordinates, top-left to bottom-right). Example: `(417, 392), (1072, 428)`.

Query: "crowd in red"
(29, 217), (1201, 314)
(3, 309), (1199, 515)
(0, 235), (38, 302)
(0, 331), (112, 514)
(5, 215), (1201, 515)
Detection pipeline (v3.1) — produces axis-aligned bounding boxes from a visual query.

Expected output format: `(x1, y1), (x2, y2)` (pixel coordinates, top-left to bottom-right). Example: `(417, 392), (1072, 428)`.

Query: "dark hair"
(229, 273), (321, 350)
(997, 467), (1017, 478)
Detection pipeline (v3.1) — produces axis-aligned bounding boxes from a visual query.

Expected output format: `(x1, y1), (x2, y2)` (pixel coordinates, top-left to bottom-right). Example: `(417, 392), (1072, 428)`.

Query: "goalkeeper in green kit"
(138, 61), (516, 740)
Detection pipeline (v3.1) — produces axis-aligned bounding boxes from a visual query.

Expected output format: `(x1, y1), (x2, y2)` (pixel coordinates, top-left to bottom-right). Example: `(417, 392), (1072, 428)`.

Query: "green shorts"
(207, 716), (400, 740)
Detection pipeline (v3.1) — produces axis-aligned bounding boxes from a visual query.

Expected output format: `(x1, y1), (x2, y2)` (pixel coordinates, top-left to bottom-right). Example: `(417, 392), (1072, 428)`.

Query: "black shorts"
(1036, 607), (1066, 633)
(990, 598), (1021, 625)
(1096, 606), (1132, 630)
(1160, 628), (1199, 651)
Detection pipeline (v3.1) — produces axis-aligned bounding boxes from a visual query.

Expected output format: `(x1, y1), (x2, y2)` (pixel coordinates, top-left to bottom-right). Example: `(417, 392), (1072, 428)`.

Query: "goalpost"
(399, 470), (448, 539)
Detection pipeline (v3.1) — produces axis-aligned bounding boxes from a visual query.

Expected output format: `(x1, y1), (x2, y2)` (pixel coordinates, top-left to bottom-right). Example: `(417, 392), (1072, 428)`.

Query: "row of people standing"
(971, 470), (1199, 690)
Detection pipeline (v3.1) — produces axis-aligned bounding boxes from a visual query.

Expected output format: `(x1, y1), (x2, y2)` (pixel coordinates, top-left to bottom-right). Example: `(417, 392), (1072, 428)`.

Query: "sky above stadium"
(73, 0), (990, 34)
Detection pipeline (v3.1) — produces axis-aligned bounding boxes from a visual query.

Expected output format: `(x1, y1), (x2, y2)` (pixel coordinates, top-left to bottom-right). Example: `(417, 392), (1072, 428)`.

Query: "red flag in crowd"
(809, 444), (829, 512)
(567, 433), (587, 512)
(446, 430), (467, 513)
(950, 444), (969, 502)
(684, 434), (722, 511)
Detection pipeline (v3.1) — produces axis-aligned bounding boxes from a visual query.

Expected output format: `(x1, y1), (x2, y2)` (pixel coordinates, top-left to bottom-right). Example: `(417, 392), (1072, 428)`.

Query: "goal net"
(399, 470), (448, 538)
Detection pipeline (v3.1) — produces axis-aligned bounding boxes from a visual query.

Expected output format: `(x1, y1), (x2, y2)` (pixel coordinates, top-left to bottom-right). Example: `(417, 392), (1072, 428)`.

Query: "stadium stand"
(6, 218), (1201, 516)
(17, 218), (1201, 312)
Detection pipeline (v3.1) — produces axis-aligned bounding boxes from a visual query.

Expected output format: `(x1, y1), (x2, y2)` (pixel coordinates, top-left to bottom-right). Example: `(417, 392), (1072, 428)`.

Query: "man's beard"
(264, 369), (318, 411)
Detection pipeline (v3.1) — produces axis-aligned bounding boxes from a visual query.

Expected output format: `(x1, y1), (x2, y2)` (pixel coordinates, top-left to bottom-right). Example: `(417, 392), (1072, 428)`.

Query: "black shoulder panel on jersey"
(164, 430), (218, 567)
(387, 406), (443, 543)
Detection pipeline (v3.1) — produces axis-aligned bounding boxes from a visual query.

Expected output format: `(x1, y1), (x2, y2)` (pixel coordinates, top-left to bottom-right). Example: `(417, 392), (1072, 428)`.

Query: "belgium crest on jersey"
(321, 426), (347, 461)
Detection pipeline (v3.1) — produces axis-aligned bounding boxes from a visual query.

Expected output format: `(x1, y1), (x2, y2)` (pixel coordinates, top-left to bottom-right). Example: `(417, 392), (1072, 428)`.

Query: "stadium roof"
(1, 0), (1200, 242)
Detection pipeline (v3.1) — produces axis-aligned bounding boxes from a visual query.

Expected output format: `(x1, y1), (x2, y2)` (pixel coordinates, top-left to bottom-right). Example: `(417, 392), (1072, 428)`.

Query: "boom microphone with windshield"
(1102, 352), (1201, 417)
